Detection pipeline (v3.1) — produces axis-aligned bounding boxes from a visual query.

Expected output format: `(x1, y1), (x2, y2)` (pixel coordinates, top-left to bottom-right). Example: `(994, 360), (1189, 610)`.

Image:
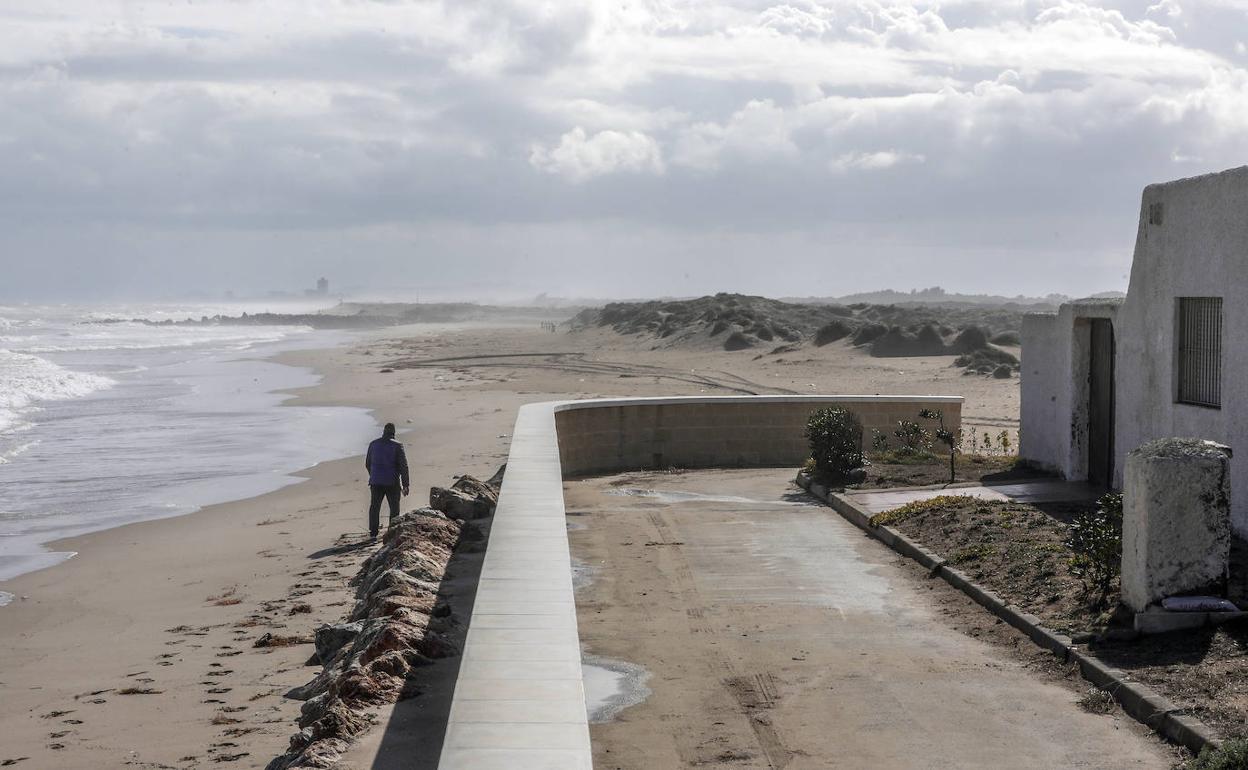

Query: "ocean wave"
(0, 350), (116, 433)
(0, 439), (40, 461)
(18, 325), (308, 354)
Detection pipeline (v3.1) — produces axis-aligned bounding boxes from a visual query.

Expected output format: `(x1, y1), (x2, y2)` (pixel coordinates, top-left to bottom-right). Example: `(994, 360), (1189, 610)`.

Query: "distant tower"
(317, 277), (329, 296)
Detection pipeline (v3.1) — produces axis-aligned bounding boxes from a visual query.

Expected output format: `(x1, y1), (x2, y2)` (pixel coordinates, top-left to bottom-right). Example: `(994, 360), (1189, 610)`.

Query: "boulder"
(429, 485), (492, 519)
(314, 621), (364, 664)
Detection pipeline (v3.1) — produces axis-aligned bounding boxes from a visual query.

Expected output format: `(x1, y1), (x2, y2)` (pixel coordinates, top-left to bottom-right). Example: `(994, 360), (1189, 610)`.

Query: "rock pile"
(267, 466), (504, 769)
(428, 465), (504, 520)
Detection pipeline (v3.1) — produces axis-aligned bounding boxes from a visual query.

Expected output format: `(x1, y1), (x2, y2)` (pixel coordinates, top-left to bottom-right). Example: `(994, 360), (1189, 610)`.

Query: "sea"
(0, 301), (379, 604)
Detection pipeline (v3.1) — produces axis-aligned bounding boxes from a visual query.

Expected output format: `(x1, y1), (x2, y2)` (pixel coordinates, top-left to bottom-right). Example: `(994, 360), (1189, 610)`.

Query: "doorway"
(1087, 319), (1115, 487)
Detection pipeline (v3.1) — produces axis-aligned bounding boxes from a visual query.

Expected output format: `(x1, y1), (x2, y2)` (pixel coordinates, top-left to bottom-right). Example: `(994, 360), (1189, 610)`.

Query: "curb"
(796, 471), (1223, 755)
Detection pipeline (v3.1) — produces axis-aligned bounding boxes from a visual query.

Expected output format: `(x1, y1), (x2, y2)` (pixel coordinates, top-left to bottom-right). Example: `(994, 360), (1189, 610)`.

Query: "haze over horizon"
(1, 0), (1246, 303)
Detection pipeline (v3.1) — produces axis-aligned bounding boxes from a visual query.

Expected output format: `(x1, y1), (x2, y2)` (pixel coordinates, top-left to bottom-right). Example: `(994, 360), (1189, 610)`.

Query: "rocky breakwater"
(267, 469), (503, 769)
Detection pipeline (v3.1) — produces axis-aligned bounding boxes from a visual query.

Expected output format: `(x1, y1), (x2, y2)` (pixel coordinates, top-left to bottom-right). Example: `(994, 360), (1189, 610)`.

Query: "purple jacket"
(365, 437), (409, 488)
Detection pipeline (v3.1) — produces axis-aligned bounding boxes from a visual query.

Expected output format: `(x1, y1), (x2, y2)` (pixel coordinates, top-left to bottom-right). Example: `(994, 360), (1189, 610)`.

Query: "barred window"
(1176, 297), (1222, 408)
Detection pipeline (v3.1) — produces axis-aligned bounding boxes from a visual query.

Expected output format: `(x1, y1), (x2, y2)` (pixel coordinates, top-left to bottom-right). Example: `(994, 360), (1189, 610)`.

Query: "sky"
(0, 0), (1246, 303)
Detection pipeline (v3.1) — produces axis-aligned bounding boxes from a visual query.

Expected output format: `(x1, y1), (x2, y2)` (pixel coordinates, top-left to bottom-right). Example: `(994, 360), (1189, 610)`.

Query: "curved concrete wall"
(437, 394), (962, 769)
(556, 395), (963, 476)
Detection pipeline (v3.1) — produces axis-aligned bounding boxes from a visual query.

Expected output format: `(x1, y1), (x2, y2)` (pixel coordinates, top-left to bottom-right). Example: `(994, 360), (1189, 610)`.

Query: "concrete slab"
(438, 397), (975, 769)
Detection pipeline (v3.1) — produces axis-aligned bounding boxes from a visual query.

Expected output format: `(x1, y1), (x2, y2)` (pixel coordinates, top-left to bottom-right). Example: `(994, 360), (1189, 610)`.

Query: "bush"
(893, 420), (931, 455)
(814, 320), (854, 346)
(990, 330), (1021, 346)
(1189, 739), (1248, 770)
(804, 407), (866, 480)
(851, 322), (888, 346)
(1066, 493), (1123, 601)
(723, 330), (754, 350)
(951, 326), (989, 353)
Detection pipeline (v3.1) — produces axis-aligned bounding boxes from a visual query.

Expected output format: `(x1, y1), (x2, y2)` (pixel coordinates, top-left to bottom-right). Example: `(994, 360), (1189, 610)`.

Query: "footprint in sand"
(48, 732), (70, 739)
(206, 688), (231, 694)
(39, 711), (73, 719)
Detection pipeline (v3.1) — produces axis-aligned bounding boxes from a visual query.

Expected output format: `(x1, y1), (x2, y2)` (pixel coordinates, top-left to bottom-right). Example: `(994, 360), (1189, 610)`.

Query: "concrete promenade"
(436, 395), (962, 769)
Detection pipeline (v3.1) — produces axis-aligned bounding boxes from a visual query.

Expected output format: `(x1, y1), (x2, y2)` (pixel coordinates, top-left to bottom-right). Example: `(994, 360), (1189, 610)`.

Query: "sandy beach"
(0, 322), (1020, 769)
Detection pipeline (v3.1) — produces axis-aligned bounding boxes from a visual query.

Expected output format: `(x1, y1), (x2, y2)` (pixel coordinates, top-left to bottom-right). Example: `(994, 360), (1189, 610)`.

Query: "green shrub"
(804, 407), (865, 480)
(869, 495), (979, 527)
(1189, 739), (1248, 770)
(1066, 493), (1123, 601)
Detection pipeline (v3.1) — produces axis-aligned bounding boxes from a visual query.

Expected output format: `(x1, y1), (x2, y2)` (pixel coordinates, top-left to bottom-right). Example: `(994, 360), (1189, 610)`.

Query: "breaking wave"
(0, 349), (116, 435)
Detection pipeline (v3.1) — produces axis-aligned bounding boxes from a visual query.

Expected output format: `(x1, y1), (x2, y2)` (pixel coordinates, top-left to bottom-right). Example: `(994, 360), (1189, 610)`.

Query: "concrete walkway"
(844, 479), (1107, 515)
(568, 470), (1169, 769)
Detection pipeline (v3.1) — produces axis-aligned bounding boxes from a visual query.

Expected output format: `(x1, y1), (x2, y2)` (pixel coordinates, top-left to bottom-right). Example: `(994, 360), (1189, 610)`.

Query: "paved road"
(566, 469), (1173, 770)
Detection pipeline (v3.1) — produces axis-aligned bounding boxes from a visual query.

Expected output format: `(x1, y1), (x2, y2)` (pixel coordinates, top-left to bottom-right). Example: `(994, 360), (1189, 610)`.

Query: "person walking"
(365, 422), (410, 540)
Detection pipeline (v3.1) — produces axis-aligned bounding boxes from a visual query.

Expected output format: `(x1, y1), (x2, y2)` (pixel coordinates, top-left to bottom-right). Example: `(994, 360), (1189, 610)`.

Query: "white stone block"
(1122, 438), (1231, 611)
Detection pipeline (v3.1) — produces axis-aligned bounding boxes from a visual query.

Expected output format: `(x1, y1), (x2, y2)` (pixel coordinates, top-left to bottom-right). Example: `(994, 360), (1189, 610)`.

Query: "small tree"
(1066, 493), (1124, 605)
(805, 407), (866, 480)
(919, 408), (958, 483)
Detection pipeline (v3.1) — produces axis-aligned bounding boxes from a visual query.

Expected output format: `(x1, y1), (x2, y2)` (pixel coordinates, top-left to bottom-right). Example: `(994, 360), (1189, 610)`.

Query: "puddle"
(571, 556), (599, 591)
(583, 654), (650, 723)
(608, 488), (810, 506)
(0, 591), (12, 607)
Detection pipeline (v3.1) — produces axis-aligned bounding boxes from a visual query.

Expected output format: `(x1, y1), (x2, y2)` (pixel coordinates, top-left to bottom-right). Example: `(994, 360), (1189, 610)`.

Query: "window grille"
(1177, 297), (1222, 408)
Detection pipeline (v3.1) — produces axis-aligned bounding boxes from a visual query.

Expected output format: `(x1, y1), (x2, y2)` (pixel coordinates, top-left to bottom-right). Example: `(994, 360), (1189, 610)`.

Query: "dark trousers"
(368, 484), (401, 537)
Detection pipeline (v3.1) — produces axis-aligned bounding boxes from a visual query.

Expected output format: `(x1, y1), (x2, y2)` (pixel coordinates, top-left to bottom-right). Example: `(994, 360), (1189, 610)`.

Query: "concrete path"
(845, 479), (1106, 515)
(567, 469), (1170, 769)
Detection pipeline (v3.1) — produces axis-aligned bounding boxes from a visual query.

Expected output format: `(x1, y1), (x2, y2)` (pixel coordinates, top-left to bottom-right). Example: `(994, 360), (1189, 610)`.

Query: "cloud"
(830, 150), (926, 173)
(0, 0), (1247, 300)
(529, 126), (665, 182)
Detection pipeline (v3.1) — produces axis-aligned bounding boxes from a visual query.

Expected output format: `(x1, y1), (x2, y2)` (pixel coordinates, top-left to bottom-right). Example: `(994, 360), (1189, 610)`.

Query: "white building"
(1021, 165), (1247, 534)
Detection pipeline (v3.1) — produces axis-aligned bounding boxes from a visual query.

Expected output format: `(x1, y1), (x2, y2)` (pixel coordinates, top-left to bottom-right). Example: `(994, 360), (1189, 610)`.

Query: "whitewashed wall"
(1020, 301), (1119, 481)
(1115, 165), (1248, 534)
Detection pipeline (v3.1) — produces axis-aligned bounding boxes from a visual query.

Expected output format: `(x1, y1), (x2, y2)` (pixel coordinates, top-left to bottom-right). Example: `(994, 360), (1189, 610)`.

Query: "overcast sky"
(1, 0), (1245, 302)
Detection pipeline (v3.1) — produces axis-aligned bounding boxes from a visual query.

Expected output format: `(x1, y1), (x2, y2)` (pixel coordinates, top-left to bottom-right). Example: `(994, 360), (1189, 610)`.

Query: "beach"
(0, 321), (1019, 769)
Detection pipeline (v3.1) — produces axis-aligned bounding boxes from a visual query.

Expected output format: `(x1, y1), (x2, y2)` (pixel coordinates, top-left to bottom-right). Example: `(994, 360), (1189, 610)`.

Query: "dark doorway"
(1088, 319), (1115, 487)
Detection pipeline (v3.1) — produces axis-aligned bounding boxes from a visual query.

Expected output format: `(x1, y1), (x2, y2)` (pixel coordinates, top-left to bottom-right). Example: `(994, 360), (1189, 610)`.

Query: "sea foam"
(0, 349), (116, 434)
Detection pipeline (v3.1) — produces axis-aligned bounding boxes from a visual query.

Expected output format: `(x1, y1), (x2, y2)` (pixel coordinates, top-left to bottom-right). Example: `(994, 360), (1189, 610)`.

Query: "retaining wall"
(437, 394), (963, 769)
(556, 395), (963, 476)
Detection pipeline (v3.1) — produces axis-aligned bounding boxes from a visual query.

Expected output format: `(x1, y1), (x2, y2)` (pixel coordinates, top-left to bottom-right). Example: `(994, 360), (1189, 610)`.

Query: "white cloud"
(529, 126), (665, 182)
(830, 150), (926, 172)
(672, 99), (797, 170)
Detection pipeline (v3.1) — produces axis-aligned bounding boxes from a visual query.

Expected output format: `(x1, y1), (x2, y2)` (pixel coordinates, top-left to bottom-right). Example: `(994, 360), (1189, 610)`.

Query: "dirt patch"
(1091, 624), (1248, 741)
(843, 453), (1031, 489)
(869, 495), (1110, 635)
